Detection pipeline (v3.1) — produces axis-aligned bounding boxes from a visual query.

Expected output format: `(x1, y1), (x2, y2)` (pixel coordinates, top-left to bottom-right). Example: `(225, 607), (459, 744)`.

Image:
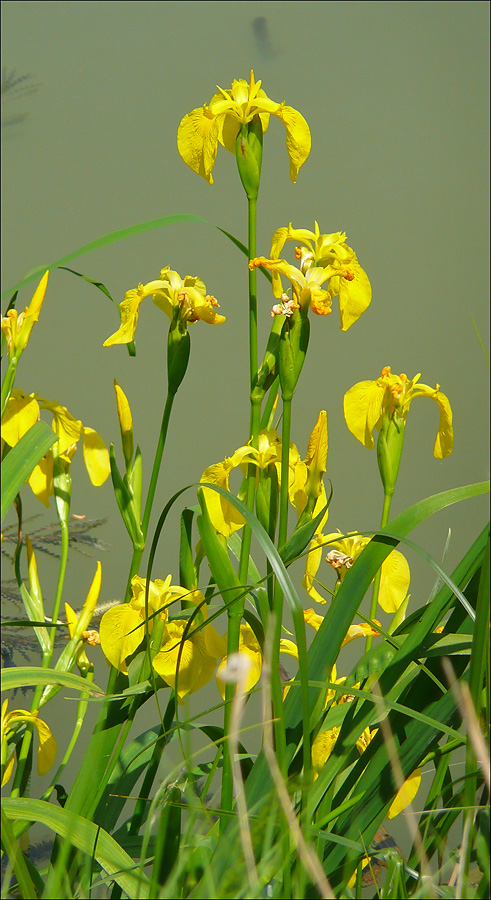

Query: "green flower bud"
(278, 304), (310, 401)
(235, 115), (263, 200)
(167, 306), (191, 395)
(377, 410), (405, 496)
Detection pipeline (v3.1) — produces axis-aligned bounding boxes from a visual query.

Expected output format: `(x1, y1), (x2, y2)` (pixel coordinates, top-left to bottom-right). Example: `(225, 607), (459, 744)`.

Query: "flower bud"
(235, 115), (263, 200)
(278, 304), (310, 401)
(167, 306), (191, 395)
(114, 380), (134, 470)
(377, 409), (405, 496)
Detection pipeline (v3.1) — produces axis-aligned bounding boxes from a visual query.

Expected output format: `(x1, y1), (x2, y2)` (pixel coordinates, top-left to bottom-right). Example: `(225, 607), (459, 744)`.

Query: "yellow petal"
(2, 750), (16, 786)
(343, 379), (386, 448)
(64, 603), (78, 640)
(414, 384), (454, 459)
(153, 622), (216, 700)
(200, 458), (246, 537)
(279, 639), (299, 660)
(336, 263), (372, 331)
(114, 380), (133, 435)
(28, 455), (54, 506)
(1, 391), (39, 446)
(387, 768), (422, 818)
(274, 105), (311, 182)
(204, 622), (227, 660)
(432, 389), (453, 459)
(103, 284), (156, 346)
(304, 608), (324, 631)
(177, 107), (219, 184)
(82, 427), (110, 486)
(39, 398), (82, 456)
(312, 727), (341, 775)
(33, 716), (57, 775)
(342, 621), (381, 646)
(16, 271), (49, 354)
(302, 534), (327, 604)
(379, 549), (410, 613)
(99, 605), (145, 672)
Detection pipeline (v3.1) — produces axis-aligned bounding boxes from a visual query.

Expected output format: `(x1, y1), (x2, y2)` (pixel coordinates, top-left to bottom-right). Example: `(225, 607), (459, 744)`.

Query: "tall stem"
(269, 394), (294, 773)
(124, 391), (175, 602)
(222, 196), (260, 825)
(365, 488), (393, 651)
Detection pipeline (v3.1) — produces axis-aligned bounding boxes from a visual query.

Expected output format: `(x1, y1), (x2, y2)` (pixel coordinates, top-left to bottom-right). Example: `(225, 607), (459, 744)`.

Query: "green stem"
(124, 390), (175, 602)
(268, 395), (294, 774)
(366, 488), (393, 652)
(40, 674), (94, 801)
(49, 518), (69, 653)
(222, 195), (260, 826)
(247, 197), (258, 385)
(278, 397), (292, 552)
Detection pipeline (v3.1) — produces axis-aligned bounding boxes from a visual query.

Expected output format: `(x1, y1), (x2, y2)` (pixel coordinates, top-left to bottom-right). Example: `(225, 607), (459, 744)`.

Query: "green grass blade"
(245, 483), (488, 805)
(1, 215), (271, 301)
(1, 421), (58, 522)
(2, 798), (151, 898)
(0, 806), (41, 899)
(1, 666), (105, 695)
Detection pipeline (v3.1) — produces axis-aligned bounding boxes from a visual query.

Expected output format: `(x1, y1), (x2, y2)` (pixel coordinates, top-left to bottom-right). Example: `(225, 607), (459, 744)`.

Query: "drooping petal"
(302, 535), (328, 604)
(304, 608), (324, 630)
(39, 398), (82, 456)
(312, 727), (341, 776)
(200, 456), (247, 537)
(387, 768), (422, 818)
(32, 716), (57, 776)
(177, 107), (220, 184)
(279, 639), (299, 660)
(216, 623), (262, 698)
(343, 379), (387, 448)
(153, 622), (217, 700)
(28, 455), (54, 507)
(413, 384), (454, 459)
(342, 622), (381, 646)
(335, 262), (372, 331)
(82, 427), (110, 486)
(1, 391), (39, 446)
(99, 604), (146, 673)
(274, 105), (311, 183)
(379, 549), (410, 613)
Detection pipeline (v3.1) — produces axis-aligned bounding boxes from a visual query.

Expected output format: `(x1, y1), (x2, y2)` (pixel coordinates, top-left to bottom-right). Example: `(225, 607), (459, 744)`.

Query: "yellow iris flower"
(103, 267), (225, 347)
(177, 70), (311, 185)
(99, 575), (188, 673)
(1, 271), (48, 361)
(270, 222), (371, 330)
(1, 389), (110, 506)
(1, 699), (56, 786)
(250, 221), (371, 329)
(344, 366), (453, 459)
(200, 422), (325, 537)
(303, 530), (410, 613)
